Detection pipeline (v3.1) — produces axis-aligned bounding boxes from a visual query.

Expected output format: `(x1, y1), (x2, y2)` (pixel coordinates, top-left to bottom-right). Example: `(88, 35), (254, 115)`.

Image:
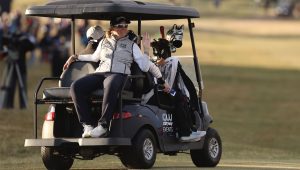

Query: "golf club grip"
(160, 26), (165, 39)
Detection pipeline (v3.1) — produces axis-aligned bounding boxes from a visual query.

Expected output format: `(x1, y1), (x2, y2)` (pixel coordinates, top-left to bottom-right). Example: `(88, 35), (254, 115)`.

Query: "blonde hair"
(105, 27), (113, 38)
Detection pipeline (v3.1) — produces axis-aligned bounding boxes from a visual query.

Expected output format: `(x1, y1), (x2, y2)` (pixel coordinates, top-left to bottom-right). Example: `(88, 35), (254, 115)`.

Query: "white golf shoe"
(89, 125), (107, 138)
(82, 125), (93, 138)
(192, 130), (206, 137)
(180, 130), (206, 142)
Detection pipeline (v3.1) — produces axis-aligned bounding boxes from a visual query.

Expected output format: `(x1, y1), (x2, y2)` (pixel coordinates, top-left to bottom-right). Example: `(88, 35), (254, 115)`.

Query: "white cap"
(86, 26), (104, 40)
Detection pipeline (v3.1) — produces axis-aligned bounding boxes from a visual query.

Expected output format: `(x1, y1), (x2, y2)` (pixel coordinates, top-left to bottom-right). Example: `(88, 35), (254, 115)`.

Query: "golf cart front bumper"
(24, 138), (131, 147)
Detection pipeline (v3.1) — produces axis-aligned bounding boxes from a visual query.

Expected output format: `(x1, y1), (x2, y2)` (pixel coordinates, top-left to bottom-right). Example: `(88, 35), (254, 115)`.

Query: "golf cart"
(24, 0), (222, 169)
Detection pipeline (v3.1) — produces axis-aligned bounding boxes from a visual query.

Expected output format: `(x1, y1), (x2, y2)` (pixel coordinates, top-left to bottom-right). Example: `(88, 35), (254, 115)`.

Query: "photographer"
(0, 13), (35, 109)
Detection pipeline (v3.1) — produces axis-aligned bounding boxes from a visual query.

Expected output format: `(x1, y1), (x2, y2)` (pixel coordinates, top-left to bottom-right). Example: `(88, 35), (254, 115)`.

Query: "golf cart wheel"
(41, 146), (74, 170)
(119, 129), (157, 169)
(190, 127), (222, 167)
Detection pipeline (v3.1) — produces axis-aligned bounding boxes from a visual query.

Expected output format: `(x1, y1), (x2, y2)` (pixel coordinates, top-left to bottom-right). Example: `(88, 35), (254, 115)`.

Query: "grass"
(1, 0), (300, 169)
(204, 65), (300, 156)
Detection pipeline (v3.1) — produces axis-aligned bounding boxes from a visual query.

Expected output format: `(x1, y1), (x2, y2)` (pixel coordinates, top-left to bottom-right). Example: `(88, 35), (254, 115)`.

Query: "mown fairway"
(1, 0), (300, 169)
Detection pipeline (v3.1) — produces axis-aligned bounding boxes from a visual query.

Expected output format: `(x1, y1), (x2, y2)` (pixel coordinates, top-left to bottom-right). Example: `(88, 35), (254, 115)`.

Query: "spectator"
(25, 17), (39, 65)
(39, 23), (53, 63)
(0, 0), (12, 14)
(0, 12), (35, 109)
(78, 20), (89, 46)
(51, 35), (69, 77)
(213, 0), (222, 9)
(276, 0), (295, 17)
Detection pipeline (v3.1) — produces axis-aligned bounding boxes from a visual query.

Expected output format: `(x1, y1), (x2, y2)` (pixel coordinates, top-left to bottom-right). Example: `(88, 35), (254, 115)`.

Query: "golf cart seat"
(42, 61), (152, 102)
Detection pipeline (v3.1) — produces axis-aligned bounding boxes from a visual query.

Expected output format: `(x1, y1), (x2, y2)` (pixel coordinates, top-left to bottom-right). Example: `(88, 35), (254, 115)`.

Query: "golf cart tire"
(119, 129), (157, 169)
(41, 146), (74, 170)
(190, 127), (222, 167)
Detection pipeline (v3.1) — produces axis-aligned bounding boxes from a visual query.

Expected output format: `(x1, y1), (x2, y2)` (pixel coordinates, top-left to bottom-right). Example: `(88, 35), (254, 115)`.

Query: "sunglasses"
(113, 24), (128, 28)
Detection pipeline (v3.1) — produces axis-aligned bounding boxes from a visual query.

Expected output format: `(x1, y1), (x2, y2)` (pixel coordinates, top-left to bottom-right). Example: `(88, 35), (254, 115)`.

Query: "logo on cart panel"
(162, 113), (173, 133)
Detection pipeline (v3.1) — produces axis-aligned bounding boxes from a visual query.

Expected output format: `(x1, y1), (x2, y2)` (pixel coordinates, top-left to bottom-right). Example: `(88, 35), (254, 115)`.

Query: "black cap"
(110, 16), (131, 26)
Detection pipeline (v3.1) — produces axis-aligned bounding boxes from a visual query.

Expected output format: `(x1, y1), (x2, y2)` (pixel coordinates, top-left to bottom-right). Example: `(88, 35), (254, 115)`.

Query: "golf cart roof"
(25, 0), (199, 20)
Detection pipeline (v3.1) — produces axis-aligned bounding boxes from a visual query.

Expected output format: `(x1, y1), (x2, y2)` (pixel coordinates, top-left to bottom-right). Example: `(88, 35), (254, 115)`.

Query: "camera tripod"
(0, 58), (27, 109)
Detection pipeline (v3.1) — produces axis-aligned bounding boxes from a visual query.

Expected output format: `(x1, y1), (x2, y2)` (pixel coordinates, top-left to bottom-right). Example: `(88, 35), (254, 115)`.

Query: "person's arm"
(133, 43), (163, 78)
(77, 39), (103, 62)
(133, 44), (170, 92)
(148, 61), (162, 78)
(132, 44), (150, 72)
(63, 39), (103, 70)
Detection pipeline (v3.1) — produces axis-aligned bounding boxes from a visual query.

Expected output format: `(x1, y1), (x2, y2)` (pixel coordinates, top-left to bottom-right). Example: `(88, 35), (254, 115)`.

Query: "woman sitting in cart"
(63, 16), (170, 138)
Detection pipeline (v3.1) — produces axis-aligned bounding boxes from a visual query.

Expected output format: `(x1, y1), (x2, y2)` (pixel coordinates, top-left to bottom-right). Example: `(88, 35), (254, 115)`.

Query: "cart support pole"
(138, 18), (142, 48)
(188, 18), (203, 96)
(34, 98), (37, 138)
(188, 18), (205, 116)
(71, 16), (75, 55)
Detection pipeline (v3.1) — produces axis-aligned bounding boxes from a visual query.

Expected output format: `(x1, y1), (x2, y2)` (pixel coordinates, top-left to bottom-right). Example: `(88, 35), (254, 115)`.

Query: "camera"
(1, 32), (35, 61)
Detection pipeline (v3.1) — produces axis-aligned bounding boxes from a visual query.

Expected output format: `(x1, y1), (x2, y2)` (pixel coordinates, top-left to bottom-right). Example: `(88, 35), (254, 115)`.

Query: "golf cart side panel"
(109, 104), (166, 150)
(163, 139), (204, 152)
(25, 0), (199, 20)
(110, 104), (207, 152)
(202, 101), (213, 130)
(156, 108), (206, 152)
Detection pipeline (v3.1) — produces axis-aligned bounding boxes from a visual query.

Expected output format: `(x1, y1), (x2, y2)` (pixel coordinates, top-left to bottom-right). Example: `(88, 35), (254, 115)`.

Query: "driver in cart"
(63, 16), (170, 138)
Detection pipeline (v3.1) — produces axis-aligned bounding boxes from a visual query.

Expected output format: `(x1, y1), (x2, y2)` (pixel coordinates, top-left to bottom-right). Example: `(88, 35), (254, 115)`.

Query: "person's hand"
(63, 55), (77, 70)
(142, 32), (151, 56)
(162, 82), (171, 93)
(156, 58), (165, 66)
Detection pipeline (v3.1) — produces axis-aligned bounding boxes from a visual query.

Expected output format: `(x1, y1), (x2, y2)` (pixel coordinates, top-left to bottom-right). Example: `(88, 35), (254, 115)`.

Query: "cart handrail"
(34, 77), (60, 102)
(34, 77), (60, 138)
